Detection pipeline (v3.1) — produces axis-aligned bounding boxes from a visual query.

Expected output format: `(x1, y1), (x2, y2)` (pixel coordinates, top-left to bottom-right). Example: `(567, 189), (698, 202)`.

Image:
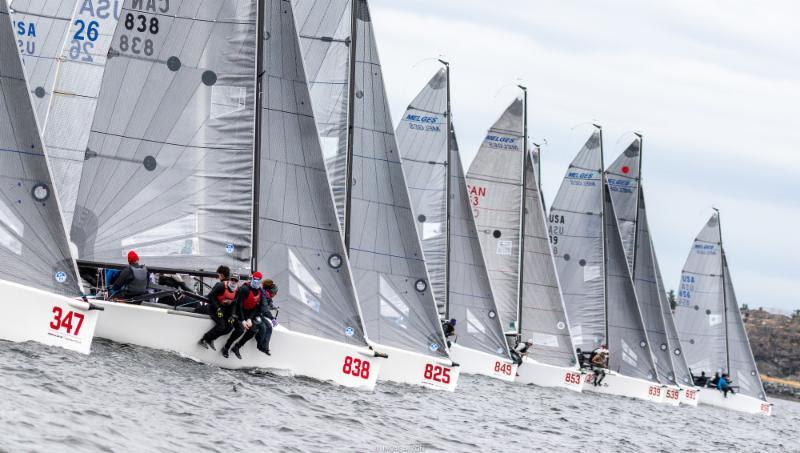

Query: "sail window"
(495, 239), (512, 255)
(210, 86), (246, 119)
(466, 308), (486, 335)
(288, 249), (323, 312)
(708, 313), (722, 326)
(531, 332), (559, 348)
(583, 264), (601, 282)
(120, 214), (199, 256)
(422, 222), (442, 240)
(621, 339), (639, 367)
(379, 276), (409, 328)
(0, 198), (23, 254)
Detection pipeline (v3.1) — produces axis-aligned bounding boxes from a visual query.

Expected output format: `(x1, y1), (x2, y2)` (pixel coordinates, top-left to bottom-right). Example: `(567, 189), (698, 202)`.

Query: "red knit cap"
(252, 271), (263, 280)
(127, 250), (139, 264)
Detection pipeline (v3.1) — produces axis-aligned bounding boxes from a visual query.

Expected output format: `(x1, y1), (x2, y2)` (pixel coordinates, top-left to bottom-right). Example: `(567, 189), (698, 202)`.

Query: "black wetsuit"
(201, 281), (236, 344)
(247, 291), (276, 354)
(441, 321), (455, 347)
(510, 342), (530, 366)
(223, 285), (265, 354)
(693, 374), (709, 387)
(111, 263), (149, 300)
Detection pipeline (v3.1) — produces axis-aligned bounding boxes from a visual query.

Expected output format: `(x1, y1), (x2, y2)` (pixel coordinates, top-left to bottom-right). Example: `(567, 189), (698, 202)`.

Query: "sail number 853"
(49, 307), (85, 336)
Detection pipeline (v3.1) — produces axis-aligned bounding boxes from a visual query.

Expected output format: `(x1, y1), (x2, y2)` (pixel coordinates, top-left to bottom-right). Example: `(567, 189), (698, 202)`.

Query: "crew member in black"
(111, 250), (149, 301)
(441, 318), (456, 347)
(510, 339), (533, 366)
(591, 345), (609, 386)
(198, 265), (238, 350)
(222, 272), (265, 359)
(692, 371), (709, 387)
(576, 348), (593, 369)
(250, 279), (279, 355)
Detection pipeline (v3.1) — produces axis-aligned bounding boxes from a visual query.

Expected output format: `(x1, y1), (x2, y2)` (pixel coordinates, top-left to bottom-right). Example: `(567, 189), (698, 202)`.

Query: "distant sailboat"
(70, 0), (384, 389)
(0, 0), (99, 353)
(398, 65), (515, 382)
(8, 0), (77, 123)
(606, 137), (687, 405)
(674, 211), (772, 415)
(550, 128), (667, 403)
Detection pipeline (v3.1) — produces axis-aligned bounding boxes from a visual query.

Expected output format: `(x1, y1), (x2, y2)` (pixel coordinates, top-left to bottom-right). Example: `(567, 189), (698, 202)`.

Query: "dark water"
(0, 340), (797, 453)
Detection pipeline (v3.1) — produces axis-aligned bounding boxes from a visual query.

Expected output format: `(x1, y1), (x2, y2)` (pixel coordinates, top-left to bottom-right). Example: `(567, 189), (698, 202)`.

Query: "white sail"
(465, 98), (525, 332)
(520, 150), (577, 367)
(399, 69), (509, 359)
(607, 142), (678, 383)
(292, 0), (350, 230)
(8, 0), (76, 124)
(675, 213), (766, 400)
(70, 0), (257, 274)
(548, 131), (604, 350)
(257, 0), (368, 347)
(0, 0), (81, 296)
(44, 0), (122, 228)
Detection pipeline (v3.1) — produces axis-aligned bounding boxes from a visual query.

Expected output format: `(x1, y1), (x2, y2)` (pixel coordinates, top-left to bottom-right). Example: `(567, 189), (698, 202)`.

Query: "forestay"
(0, 0), (81, 296)
(607, 143), (677, 383)
(70, 0), (257, 274)
(604, 186), (658, 381)
(396, 68), (448, 314)
(44, 0), (122, 228)
(257, 0), (367, 347)
(549, 131), (604, 351)
(465, 98), (524, 333)
(8, 0), (76, 123)
(292, 0), (350, 231)
(520, 151), (577, 367)
(347, 0), (448, 359)
(674, 214), (728, 376)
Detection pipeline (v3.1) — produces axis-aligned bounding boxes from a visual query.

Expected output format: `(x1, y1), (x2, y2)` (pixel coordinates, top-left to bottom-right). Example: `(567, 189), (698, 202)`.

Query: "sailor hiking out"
(510, 339), (533, 366)
(199, 266), (238, 351)
(590, 345), (609, 386)
(441, 319), (456, 348)
(222, 272), (268, 360)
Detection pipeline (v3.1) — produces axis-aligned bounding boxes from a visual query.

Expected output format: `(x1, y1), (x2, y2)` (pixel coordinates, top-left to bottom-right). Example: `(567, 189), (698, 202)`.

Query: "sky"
(368, 0), (800, 311)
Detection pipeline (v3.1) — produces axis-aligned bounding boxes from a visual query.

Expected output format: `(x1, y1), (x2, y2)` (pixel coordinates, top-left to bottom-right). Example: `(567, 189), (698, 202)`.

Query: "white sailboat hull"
(679, 386), (700, 406)
(663, 385), (682, 406)
(375, 343), (460, 391)
(698, 388), (772, 416)
(0, 279), (98, 354)
(448, 343), (516, 382)
(515, 357), (584, 392)
(92, 301), (384, 390)
(583, 370), (667, 403)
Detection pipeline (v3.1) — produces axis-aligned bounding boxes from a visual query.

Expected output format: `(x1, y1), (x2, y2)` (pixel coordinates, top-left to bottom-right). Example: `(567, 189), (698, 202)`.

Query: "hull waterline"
(698, 388), (772, 416)
(515, 358), (584, 392)
(583, 371), (667, 404)
(375, 343), (460, 391)
(449, 343), (516, 383)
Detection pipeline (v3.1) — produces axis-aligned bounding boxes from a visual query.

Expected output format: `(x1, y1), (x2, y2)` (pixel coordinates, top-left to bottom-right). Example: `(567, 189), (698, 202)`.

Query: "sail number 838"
(119, 13), (159, 56)
(342, 356), (370, 379)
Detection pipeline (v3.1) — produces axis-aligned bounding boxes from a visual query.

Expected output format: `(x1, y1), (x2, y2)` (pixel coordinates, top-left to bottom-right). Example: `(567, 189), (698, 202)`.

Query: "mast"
(251, 0), (266, 272)
(596, 124), (608, 342)
(630, 133), (643, 280)
(515, 85), (528, 339)
(343, 0), (358, 252)
(715, 207), (731, 373)
(440, 59), (452, 319)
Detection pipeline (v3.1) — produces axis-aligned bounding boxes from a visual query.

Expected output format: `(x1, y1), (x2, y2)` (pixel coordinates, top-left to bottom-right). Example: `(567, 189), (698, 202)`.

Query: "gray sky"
(369, 0), (799, 311)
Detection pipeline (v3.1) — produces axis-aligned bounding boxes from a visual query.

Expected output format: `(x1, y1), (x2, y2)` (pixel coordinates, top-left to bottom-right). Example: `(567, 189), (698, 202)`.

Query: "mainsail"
(8, 0), (76, 123)
(292, 0), (350, 230)
(520, 150), (577, 367)
(0, 0), (81, 296)
(70, 0), (257, 274)
(465, 98), (525, 333)
(548, 131), (605, 350)
(346, 0), (448, 358)
(398, 68), (508, 359)
(256, 0), (367, 346)
(675, 212), (766, 400)
(44, 0), (122, 228)
(607, 142), (678, 383)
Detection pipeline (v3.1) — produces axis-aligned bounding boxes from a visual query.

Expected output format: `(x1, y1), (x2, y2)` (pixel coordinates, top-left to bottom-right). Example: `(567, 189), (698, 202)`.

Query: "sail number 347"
(49, 307), (85, 336)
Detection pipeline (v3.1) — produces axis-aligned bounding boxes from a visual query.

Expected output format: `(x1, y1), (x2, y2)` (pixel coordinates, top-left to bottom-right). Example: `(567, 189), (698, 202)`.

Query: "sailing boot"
(221, 345), (230, 358)
(231, 345), (242, 360)
(199, 338), (216, 351)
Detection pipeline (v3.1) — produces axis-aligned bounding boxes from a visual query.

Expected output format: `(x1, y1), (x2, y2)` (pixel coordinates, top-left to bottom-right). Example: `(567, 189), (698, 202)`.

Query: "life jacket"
(216, 282), (236, 303)
(127, 264), (149, 295)
(242, 287), (261, 311)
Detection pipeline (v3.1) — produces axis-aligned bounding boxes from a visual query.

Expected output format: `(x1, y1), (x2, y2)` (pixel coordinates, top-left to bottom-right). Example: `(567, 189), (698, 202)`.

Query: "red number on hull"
(424, 364), (451, 384)
(685, 389), (697, 400)
(564, 372), (581, 385)
(49, 307), (85, 336)
(666, 389), (679, 400)
(342, 356), (370, 380)
(494, 361), (513, 376)
(760, 404), (770, 414)
(648, 386), (662, 397)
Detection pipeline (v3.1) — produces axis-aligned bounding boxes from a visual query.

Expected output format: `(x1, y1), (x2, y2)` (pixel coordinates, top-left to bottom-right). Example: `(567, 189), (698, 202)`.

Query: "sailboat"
(550, 127), (667, 403)
(69, 0), (384, 389)
(466, 94), (582, 391)
(43, 0), (122, 228)
(398, 65), (516, 382)
(8, 0), (77, 124)
(606, 136), (688, 406)
(0, 0), (99, 353)
(674, 211), (772, 415)
(295, 0), (459, 390)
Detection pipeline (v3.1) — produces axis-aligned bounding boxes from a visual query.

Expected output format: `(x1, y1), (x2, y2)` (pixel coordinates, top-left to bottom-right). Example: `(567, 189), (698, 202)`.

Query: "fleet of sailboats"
(0, 0), (773, 415)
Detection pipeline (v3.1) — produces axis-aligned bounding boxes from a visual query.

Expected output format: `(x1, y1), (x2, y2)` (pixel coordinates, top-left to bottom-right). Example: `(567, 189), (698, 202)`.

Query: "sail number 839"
(49, 307), (85, 336)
